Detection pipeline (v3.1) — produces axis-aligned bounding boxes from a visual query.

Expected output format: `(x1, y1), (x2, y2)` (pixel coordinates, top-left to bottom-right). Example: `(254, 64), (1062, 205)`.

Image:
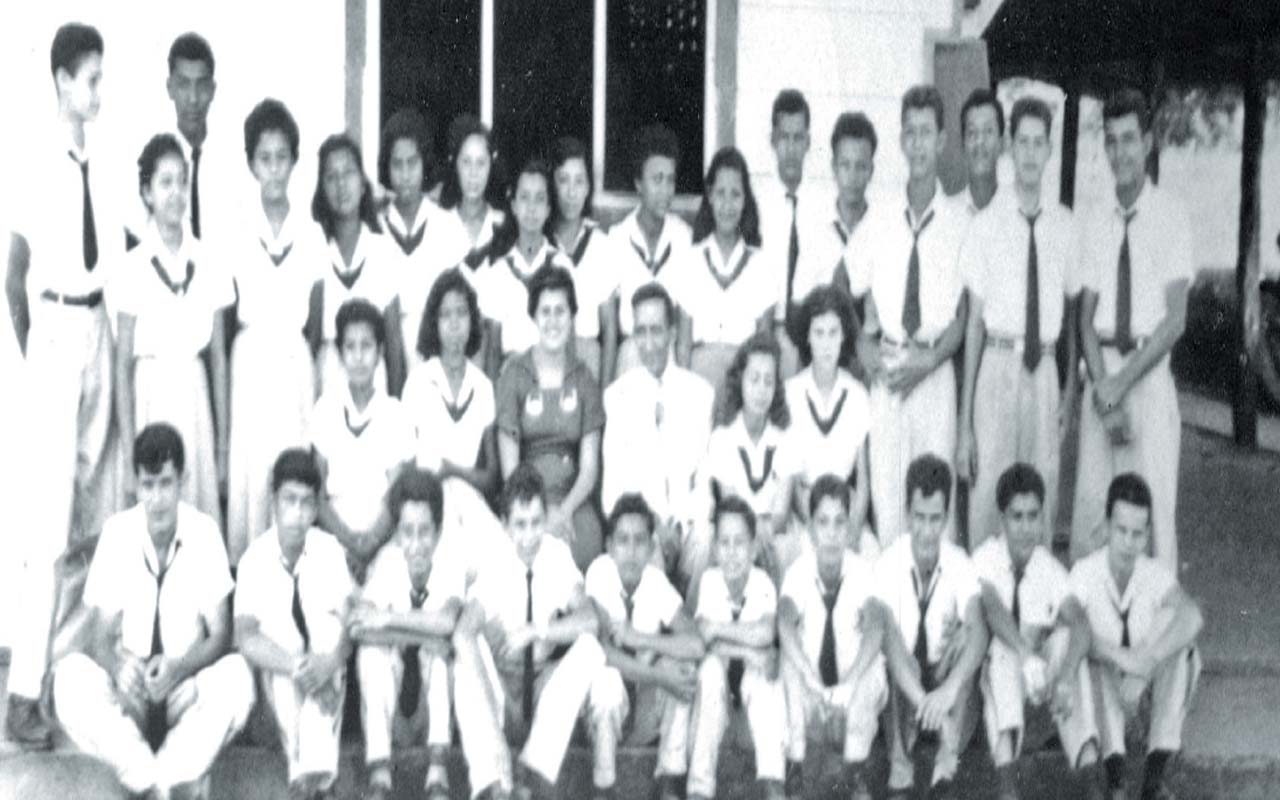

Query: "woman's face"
(709, 164), (745, 240)
(388, 137), (424, 204)
(553, 156), (590, 223)
(251, 129), (295, 204)
(513, 171), (550, 237)
(534, 286), (573, 353)
(322, 146), (364, 221)
(456, 133), (492, 203)
(808, 310), (845, 370)
(437, 288), (472, 359)
(144, 152), (189, 228)
(741, 351), (777, 421)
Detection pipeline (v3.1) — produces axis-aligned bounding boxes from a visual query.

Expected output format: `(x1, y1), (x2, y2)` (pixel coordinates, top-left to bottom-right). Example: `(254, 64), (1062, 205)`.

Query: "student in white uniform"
(702, 331), (801, 583)
(959, 88), (1005, 217)
(224, 98), (322, 566)
(310, 299), (414, 578)
(310, 133), (406, 397)
(234, 449), (353, 800)
(585, 494), (706, 800)
(605, 124), (692, 382)
(667, 146), (775, 395)
(451, 465), (608, 800)
(971, 464), (1102, 800)
(784, 285), (876, 556)
(51, 424), (253, 799)
(874, 454), (986, 800)
(688, 496), (787, 800)
(602, 282), (715, 599)
(1072, 89), (1193, 570)
(378, 108), (470, 368)
(550, 135), (614, 380)
(438, 114), (505, 277)
(403, 267), (499, 500)
(1067, 473), (1202, 800)
(111, 134), (233, 528)
(348, 468), (467, 800)
(847, 85), (970, 549)
(818, 112), (877, 298)
(5, 24), (125, 746)
(777, 475), (888, 800)
(958, 97), (1080, 552)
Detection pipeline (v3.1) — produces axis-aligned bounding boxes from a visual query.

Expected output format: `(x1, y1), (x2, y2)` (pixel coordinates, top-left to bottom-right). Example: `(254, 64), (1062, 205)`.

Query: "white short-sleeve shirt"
(447, 205), (504, 277)
(704, 414), (800, 518)
(360, 537), (467, 614)
(792, 196), (861, 302)
(585, 556), (684, 640)
(320, 225), (401, 343)
(470, 534), (584, 664)
(780, 549), (876, 674)
(970, 538), (1069, 634)
(756, 174), (828, 320)
(476, 241), (578, 354)
(784, 367), (871, 485)
(1066, 548), (1178, 650)
(83, 502), (232, 658)
(607, 209), (693, 336)
(234, 527), (354, 655)
(224, 207), (324, 336)
(665, 237), (775, 346)
(696, 566), (777, 624)
(553, 218), (614, 338)
(873, 536), (981, 666)
(402, 357), (495, 473)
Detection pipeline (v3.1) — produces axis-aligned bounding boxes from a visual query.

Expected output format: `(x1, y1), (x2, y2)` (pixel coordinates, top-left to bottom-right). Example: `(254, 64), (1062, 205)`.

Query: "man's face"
(635, 155), (676, 220)
(900, 107), (944, 183)
(59, 52), (103, 122)
(608, 512), (654, 592)
(771, 111), (810, 186)
(388, 137), (425, 204)
(962, 103), (1002, 182)
(137, 461), (182, 538)
(274, 481), (319, 550)
(340, 320), (381, 391)
(1105, 499), (1152, 578)
(506, 496), (546, 567)
(1011, 115), (1051, 191)
(810, 495), (849, 570)
(632, 297), (672, 378)
(1000, 492), (1043, 568)
(1104, 112), (1152, 198)
(714, 512), (755, 585)
(395, 500), (439, 581)
(908, 489), (948, 573)
(167, 57), (215, 139)
(832, 136), (874, 204)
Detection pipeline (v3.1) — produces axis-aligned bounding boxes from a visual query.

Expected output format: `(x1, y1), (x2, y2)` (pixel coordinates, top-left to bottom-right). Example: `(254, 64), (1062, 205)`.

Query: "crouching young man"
(451, 464), (607, 799)
(585, 493), (706, 799)
(52, 423), (253, 800)
(688, 496), (788, 800)
(778, 474), (888, 800)
(234, 448), (354, 799)
(972, 463), (1102, 800)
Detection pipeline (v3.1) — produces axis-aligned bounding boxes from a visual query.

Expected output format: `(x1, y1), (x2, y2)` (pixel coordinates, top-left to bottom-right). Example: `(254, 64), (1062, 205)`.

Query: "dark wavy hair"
(526, 262), (578, 320)
(630, 123), (681, 182)
(311, 133), (381, 239)
(691, 147), (761, 247)
(137, 133), (187, 210)
(905, 453), (952, 512)
(491, 155), (553, 259)
(439, 114), (499, 210)
(378, 107), (434, 191)
(606, 493), (656, 541)
(417, 267), (483, 360)
(335, 298), (386, 350)
(549, 135), (594, 228)
(50, 22), (102, 80)
(168, 32), (214, 76)
(243, 98), (299, 167)
(716, 329), (789, 429)
(996, 462), (1045, 513)
(271, 447), (322, 494)
(714, 495), (758, 541)
(387, 467), (445, 529)
(792, 284), (858, 367)
(1106, 472), (1153, 520)
(134, 422), (186, 476)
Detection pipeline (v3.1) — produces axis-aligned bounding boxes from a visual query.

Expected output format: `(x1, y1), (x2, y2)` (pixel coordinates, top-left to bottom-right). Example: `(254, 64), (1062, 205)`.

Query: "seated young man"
(452, 463), (607, 800)
(972, 463), (1102, 800)
(688, 495), (787, 800)
(52, 423), (253, 800)
(348, 468), (467, 800)
(585, 493), (706, 800)
(234, 448), (354, 799)
(778, 474), (888, 800)
(1068, 473), (1202, 800)
(874, 454), (986, 800)
(310, 298), (413, 578)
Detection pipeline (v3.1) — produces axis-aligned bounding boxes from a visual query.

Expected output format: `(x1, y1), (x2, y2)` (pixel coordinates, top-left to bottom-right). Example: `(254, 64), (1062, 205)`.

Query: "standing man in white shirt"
(959, 88), (1004, 217)
(602, 282), (714, 598)
(51, 424), (253, 800)
(1071, 89), (1193, 570)
(847, 86), (970, 548)
(957, 97), (1080, 551)
(822, 112), (878, 299)
(163, 33), (219, 243)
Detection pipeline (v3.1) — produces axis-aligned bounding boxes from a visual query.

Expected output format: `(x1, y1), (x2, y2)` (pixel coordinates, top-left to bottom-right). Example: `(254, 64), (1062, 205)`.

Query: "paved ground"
(3, 401), (1278, 799)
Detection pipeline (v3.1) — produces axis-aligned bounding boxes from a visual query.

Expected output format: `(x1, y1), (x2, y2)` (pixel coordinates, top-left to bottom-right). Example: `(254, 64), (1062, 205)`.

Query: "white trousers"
(1090, 646), (1200, 758)
(868, 358), (957, 549)
(651, 520), (714, 612)
(1072, 350), (1180, 569)
(52, 653), (253, 794)
(980, 629), (1098, 767)
(782, 658), (888, 764)
(969, 347), (1060, 552)
(11, 303), (119, 700)
(688, 653), (786, 797)
(357, 644), (452, 765)
(885, 663), (975, 791)
(588, 664), (692, 788)
(260, 667), (345, 786)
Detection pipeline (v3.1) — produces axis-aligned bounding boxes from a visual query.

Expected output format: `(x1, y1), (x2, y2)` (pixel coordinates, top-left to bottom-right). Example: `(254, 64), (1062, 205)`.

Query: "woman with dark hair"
(784, 285), (876, 556)
(378, 108), (469, 368)
(494, 263), (605, 571)
(402, 267), (498, 499)
(225, 98), (322, 564)
(310, 133), (406, 397)
(667, 146), (775, 396)
(699, 329), (799, 580)
(110, 133), (233, 525)
(438, 114), (505, 275)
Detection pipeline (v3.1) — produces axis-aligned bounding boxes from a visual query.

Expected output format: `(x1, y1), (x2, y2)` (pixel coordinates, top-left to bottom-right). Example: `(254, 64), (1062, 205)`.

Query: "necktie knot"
(1122, 208), (1137, 227)
(1023, 210), (1040, 228)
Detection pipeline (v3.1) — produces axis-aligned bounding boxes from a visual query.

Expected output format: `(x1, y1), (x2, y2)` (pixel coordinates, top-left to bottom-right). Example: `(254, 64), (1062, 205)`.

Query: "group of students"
(4, 18), (1203, 800)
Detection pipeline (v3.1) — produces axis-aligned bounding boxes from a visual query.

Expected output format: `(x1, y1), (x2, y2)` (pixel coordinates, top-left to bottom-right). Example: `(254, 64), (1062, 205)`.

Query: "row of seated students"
(51, 421), (1201, 800)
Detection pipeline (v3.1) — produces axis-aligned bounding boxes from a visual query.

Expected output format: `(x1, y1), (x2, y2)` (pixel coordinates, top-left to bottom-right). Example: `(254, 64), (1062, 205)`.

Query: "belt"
(40, 288), (103, 308)
(1100, 336), (1150, 350)
(985, 334), (1056, 354)
(881, 333), (943, 350)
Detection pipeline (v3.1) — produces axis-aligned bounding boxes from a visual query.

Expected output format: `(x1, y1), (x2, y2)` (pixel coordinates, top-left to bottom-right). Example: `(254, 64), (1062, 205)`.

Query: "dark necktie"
(398, 586), (429, 718)
(70, 152), (98, 271)
(291, 569), (310, 652)
(621, 591), (637, 657)
(901, 209), (934, 337)
(1115, 210), (1137, 354)
(727, 599), (746, 707)
(522, 568), (535, 724)
(1023, 211), (1041, 371)
(1119, 606), (1131, 648)
(785, 192), (800, 315)
(144, 541), (180, 751)
(912, 569), (938, 691)
(818, 579), (840, 687)
(1011, 564), (1025, 628)
(190, 146), (202, 239)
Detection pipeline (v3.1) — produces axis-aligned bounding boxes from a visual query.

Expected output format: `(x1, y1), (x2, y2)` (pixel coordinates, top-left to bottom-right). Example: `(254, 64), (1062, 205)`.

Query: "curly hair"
(791, 284), (858, 367)
(417, 267), (482, 360)
(716, 329), (789, 429)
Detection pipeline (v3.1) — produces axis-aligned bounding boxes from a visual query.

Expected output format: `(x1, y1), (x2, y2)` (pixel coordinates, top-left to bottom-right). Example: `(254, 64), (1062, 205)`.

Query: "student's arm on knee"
(841, 597), (887, 686)
(1135, 585), (1202, 674)
(777, 596), (821, 691)
(1052, 596), (1092, 688)
(979, 579), (1034, 660)
(541, 588), (601, 645)
(871, 599), (925, 707)
(5, 232), (30, 354)
(164, 594), (233, 694)
(113, 314), (138, 499)
(234, 615), (297, 676)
